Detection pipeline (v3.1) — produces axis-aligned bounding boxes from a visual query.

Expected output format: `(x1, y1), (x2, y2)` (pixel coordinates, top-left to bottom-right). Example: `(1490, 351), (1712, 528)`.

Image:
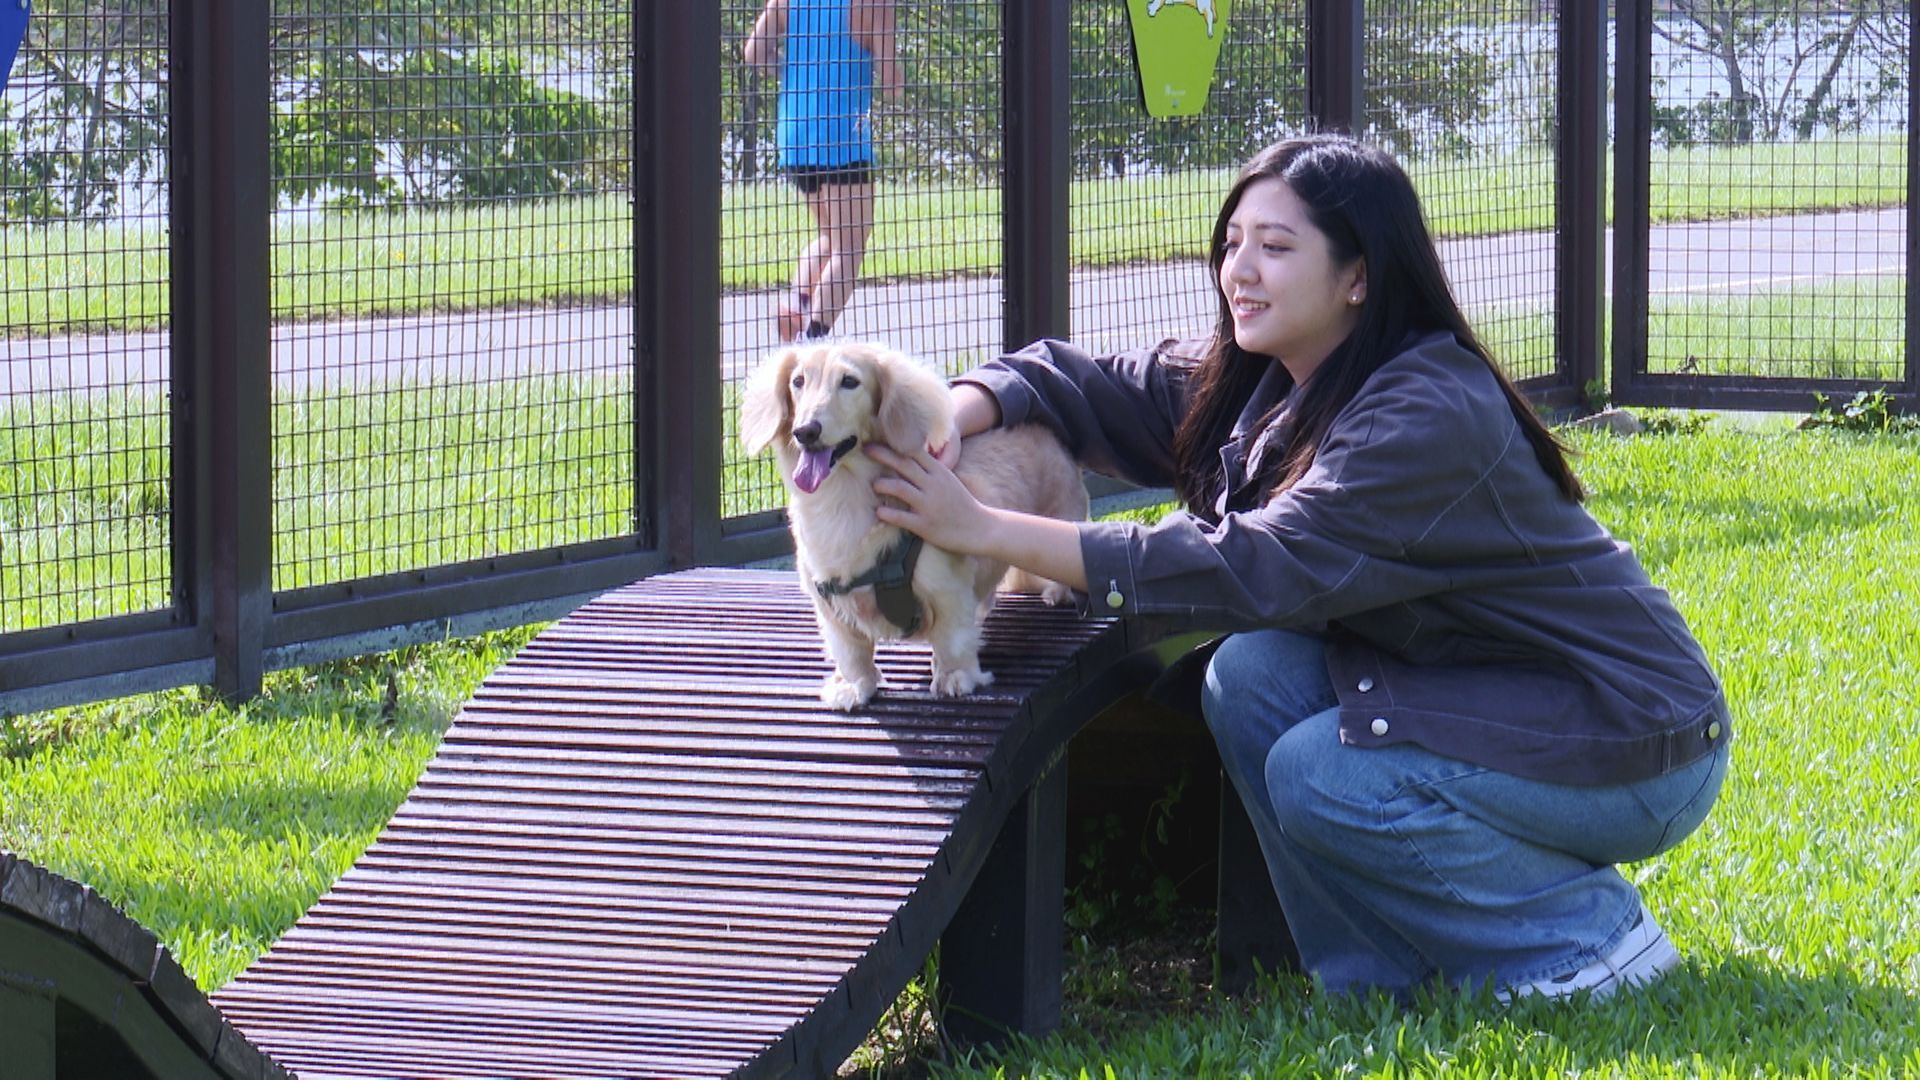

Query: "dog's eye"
(790, 374), (805, 389)
(839, 374), (861, 390)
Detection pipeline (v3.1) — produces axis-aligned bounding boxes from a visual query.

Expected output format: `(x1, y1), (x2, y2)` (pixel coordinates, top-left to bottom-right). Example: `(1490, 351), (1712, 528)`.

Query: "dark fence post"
(1554, 0), (1606, 411)
(640, 3), (722, 566)
(1307, 0), (1363, 133)
(1610, 0), (1654, 401)
(1908, 7), (1918, 402)
(1002, 0), (1071, 351)
(172, 0), (271, 701)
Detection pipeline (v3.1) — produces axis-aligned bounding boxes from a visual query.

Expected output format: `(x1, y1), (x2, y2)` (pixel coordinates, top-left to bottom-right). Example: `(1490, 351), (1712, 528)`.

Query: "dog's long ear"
(739, 347), (799, 455)
(873, 349), (956, 453)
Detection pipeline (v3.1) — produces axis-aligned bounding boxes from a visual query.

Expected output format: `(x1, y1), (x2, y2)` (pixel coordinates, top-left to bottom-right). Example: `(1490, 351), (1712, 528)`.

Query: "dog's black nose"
(792, 421), (823, 448)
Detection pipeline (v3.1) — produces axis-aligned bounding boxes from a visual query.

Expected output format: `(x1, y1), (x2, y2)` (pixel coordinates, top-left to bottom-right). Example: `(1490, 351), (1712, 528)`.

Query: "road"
(1, 208), (1904, 396)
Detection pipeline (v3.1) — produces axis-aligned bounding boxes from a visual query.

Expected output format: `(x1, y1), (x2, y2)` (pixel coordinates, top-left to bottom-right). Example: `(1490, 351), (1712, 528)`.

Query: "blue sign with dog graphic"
(1, 0), (27, 96)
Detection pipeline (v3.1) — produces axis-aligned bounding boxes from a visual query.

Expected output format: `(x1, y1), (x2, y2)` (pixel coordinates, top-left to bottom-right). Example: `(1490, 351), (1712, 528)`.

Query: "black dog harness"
(812, 532), (926, 636)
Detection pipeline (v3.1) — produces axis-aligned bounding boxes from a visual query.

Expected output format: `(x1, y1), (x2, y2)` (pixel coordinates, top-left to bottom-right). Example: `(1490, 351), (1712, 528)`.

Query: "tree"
(1065, 0), (1510, 174)
(268, 1), (617, 208)
(1652, 0), (1907, 145)
(273, 46), (605, 207)
(723, 3), (769, 182)
(1076, 0), (1309, 176)
(719, 0), (1510, 184)
(6, 0), (1526, 218)
(1, 0), (617, 219)
(1361, 0), (1515, 159)
(723, 2), (1009, 184)
(0, 0), (167, 220)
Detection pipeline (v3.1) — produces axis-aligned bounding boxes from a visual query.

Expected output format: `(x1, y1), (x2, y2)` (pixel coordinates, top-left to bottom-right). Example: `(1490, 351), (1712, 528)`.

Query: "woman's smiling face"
(1218, 177), (1366, 384)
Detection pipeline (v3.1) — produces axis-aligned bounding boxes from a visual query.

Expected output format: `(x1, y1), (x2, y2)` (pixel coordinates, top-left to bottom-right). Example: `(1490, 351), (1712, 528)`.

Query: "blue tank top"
(777, 0), (875, 168)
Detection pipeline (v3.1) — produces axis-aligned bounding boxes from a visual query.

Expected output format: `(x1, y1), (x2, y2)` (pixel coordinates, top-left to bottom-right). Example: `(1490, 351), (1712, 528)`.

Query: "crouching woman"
(867, 134), (1730, 1001)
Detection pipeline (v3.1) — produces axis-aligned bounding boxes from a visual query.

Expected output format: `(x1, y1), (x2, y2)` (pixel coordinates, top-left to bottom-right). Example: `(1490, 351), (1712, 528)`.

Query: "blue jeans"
(1201, 628), (1729, 995)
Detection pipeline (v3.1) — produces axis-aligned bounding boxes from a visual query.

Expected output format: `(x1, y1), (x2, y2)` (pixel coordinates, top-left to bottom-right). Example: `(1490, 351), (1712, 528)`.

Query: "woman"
(867, 135), (1730, 1001)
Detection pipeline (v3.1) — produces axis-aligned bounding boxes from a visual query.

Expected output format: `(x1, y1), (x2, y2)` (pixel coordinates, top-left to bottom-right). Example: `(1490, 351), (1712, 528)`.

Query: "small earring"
(1349, 293), (1361, 304)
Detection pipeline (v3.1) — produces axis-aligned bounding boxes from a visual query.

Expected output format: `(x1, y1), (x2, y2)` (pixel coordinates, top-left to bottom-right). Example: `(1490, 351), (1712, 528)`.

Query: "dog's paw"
(1040, 580), (1074, 607)
(931, 665), (993, 698)
(822, 672), (879, 711)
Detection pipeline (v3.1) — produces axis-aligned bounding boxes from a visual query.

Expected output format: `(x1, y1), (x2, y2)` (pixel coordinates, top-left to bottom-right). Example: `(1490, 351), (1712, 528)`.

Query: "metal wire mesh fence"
(267, 0), (637, 593)
(8, 0), (1904, 715)
(1640, 0), (1908, 383)
(1365, 0), (1561, 383)
(719, 0), (786, 523)
(720, 0), (1005, 519)
(1, 2), (173, 635)
(1068, 0), (1310, 358)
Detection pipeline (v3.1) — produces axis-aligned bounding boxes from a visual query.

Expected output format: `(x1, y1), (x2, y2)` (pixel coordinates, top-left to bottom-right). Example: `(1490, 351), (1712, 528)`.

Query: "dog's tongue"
(794, 447), (834, 494)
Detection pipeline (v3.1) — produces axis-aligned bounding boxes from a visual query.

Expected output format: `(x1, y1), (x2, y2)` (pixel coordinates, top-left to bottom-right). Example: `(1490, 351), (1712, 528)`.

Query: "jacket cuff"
(1076, 520), (1140, 617)
(953, 368), (1032, 430)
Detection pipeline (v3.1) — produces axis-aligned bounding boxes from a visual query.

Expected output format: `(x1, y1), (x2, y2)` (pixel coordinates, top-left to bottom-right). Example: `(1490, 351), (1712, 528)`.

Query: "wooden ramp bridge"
(1, 568), (1289, 1079)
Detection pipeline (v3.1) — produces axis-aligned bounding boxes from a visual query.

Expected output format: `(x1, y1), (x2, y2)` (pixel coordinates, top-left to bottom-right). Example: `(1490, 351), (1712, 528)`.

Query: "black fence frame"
(2, 0), (1612, 715)
(1609, 0), (1918, 412)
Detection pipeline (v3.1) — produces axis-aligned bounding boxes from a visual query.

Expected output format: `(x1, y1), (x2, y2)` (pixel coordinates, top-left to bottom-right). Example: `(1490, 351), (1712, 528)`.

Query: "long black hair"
(1169, 135), (1583, 517)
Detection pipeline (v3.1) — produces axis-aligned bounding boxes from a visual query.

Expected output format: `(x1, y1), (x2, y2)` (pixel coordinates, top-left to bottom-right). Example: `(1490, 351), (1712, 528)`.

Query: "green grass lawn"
(4, 422), (1917, 1075)
(1646, 276), (1908, 382)
(0, 629), (540, 985)
(3, 135), (1905, 333)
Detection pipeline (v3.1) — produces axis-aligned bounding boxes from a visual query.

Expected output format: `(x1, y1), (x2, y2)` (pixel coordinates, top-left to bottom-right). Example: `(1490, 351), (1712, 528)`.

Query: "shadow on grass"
(169, 767), (414, 848)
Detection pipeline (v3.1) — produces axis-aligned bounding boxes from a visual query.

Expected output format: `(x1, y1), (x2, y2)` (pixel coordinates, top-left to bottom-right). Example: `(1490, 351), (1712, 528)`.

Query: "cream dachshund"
(740, 341), (1087, 710)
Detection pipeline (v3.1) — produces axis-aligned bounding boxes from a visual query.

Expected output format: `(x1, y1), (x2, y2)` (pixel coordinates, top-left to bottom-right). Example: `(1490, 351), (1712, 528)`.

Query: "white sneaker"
(1497, 903), (1681, 1003)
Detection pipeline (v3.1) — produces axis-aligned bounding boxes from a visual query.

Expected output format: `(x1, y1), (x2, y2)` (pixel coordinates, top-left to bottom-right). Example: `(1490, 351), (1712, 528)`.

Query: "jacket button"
(1105, 589), (1125, 609)
(1370, 717), (1390, 736)
(1357, 677), (1375, 693)
(1707, 720), (1722, 739)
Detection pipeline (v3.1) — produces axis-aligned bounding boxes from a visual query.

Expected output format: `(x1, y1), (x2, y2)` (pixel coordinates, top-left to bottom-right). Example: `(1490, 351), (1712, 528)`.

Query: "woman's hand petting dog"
(871, 439), (1091, 595)
(868, 443), (991, 557)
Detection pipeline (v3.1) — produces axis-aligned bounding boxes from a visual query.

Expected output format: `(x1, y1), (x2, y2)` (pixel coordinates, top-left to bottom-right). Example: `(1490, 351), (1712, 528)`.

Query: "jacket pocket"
(1339, 602), (1424, 653)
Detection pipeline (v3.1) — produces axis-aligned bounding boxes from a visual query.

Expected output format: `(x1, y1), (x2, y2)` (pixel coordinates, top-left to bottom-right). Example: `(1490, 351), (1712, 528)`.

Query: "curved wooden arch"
(2, 568), (1207, 1079)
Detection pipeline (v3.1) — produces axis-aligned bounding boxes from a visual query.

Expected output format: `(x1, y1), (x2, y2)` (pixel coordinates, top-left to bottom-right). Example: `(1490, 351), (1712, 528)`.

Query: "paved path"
(1, 208), (1904, 396)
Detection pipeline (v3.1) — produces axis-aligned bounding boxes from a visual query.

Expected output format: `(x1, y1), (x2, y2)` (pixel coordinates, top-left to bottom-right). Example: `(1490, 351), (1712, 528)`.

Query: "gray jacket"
(961, 332), (1730, 785)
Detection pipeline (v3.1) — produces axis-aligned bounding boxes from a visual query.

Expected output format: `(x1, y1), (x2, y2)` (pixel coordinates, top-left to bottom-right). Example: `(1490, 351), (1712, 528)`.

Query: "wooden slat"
(6, 567), (1181, 1080)
(199, 569), (1141, 1077)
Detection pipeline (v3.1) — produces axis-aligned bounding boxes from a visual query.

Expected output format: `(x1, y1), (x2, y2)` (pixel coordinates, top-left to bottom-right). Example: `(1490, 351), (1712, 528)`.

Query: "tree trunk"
(741, 70), (761, 182)
(1793, 14), (1861, 140)
(1717, 5), (1755, 144)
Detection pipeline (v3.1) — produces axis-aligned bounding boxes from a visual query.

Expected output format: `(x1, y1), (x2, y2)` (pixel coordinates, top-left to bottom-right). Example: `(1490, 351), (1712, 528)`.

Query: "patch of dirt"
(1061, 905), (1226, 1040)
